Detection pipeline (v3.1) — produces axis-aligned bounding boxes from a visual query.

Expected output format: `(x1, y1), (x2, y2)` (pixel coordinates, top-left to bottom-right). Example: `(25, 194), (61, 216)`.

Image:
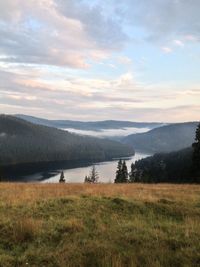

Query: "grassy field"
(0, 183), (200, 267)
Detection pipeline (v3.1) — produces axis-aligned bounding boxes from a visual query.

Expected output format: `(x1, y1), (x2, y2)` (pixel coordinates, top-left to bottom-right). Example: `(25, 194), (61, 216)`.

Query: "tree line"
(115, 122), (200, 183)
(56, 123), (200, 184)
(114, 159), (144, 183)
(0, 115), (134, 167)
(124, 123), (200, 183)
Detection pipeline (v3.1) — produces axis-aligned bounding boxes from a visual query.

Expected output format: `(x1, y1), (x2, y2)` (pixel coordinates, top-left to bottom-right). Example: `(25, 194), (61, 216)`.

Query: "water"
(37, 152), (150, 183)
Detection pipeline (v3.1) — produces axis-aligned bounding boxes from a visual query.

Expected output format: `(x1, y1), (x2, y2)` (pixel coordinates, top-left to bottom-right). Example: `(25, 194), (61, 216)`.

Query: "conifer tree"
(115, 160), (129, 183)
(59, 171), (66, 183)
(84, 175), (90, 183)
(122, 160), (129, 183)
(84, 166), (99, 183)
(90, 165), (99, 183)
(129, 163), (136, 182)
(192, 123), (200, 180)
(114, 159), (123, 183)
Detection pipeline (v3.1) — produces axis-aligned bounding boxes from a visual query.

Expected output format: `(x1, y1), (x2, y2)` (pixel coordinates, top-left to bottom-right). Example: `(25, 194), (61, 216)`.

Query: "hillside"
(123, 122), (198, 153)
(0, 183), (199, 267)
(133, 147), (195, 183)
(0, 115), (134, 167)
(16, 114), (162, 131)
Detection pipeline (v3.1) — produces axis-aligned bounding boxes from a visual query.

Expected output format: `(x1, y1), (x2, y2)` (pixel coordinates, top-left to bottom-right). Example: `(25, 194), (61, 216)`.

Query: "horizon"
(0, 1), (200, 121)
(1, 113), (198, 124)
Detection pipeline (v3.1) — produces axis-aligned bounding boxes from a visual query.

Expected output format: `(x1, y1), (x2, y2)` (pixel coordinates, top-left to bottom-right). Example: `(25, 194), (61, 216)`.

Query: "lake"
(2, 152), (149, 183)
(30, 152), (149, 183)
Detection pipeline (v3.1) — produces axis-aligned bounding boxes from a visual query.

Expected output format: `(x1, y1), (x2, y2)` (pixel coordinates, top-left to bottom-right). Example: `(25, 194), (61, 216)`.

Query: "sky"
(0, 0), (200, 122)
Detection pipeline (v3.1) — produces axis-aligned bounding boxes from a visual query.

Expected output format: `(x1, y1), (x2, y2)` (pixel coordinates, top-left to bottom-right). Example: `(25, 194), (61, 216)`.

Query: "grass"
(0, 183), (200, 267)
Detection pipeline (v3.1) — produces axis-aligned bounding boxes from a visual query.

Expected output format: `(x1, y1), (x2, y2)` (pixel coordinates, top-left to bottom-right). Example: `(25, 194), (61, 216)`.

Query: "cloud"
(173, 40), (184, 47)
(161, 47), (173, 53)
(0, 67), (199, 122)
(0, 0), (126, 68)
(184, 35), (199, 42)
(117, 56), (132, 65)
(55, 0), (127, 50)
(123, 0), (200, 42)
(1, 0), (200, 68)
(0, 1), (199, 122)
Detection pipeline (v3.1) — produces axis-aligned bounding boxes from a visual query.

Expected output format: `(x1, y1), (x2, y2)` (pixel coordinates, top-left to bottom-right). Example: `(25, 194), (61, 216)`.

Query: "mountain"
(133, 147), (195, 183)
(15, 114), (162, 131)
(0, 115), (134, 167)
(123, 122), (199, 153)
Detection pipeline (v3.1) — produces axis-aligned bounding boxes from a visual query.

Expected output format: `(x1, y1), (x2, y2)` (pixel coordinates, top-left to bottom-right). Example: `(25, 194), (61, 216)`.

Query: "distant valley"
(123, 122), (198, 153)
(16, 114), (198, 153)
(16, 114), (163, 139)
(0, 114), (199, 182)
(0, 115), (134, 171)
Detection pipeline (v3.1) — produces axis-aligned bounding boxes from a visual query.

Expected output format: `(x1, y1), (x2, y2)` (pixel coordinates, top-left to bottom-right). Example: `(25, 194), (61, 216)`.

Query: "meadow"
(0, 183), (200, 267)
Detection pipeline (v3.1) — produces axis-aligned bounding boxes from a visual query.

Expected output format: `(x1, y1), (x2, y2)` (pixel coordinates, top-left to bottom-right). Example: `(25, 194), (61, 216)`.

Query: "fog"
(64, 127), (150, 138)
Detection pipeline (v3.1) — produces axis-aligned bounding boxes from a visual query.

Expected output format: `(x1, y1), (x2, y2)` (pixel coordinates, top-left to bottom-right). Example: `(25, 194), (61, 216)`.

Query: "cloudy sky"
(0, 0), (200, 122)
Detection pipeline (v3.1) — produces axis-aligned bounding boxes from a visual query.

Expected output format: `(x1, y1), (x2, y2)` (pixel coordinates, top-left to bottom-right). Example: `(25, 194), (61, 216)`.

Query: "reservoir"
(34, 152), (150, 183)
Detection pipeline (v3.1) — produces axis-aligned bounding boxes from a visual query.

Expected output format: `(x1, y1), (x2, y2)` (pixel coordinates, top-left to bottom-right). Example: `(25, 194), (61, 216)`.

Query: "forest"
(123, 122), (198, 153)
(125, 123), (200, 183)
(0, 115), (134, 167)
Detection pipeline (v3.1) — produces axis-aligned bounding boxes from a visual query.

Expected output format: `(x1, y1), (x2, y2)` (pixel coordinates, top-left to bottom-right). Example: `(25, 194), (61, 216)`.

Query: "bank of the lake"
(0, 152), (149, 183)
(41, 152), (149, 183)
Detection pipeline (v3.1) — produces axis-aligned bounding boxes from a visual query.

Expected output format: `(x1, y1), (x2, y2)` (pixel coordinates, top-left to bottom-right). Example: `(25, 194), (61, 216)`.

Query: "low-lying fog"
(64, 127), (150, 138)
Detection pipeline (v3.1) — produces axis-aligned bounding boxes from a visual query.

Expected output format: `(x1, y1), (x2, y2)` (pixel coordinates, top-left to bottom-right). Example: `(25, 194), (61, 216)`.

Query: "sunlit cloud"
(161, 47), (173, 53)
(0, 0), (199, 122)
(173, 40), (184, 47)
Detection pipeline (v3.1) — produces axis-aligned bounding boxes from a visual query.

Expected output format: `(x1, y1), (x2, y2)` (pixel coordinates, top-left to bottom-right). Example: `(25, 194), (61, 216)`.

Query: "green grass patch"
(0, 186), (200, 266)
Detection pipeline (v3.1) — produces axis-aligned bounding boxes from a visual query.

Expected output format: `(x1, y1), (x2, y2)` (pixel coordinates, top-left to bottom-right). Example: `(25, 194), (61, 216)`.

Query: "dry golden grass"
(0, 183), (200, 267)
(0, 182), (199, 205)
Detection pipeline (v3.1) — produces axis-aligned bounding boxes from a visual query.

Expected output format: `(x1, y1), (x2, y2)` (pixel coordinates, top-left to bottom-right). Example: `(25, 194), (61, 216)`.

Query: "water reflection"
(40, 152), (150, 183)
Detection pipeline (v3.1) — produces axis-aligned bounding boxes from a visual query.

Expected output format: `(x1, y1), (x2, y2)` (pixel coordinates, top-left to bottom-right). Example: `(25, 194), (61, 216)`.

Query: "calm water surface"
(35, 152), (150, 183)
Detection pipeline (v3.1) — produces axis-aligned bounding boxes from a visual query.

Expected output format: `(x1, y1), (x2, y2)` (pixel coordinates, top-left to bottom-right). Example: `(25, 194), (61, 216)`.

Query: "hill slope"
(133, 147), (194, 183)
(16, 114), (162, 130)
(123, 122), (198, 153)
(0, 183), (199, 267)
(0, 115), (134, 166)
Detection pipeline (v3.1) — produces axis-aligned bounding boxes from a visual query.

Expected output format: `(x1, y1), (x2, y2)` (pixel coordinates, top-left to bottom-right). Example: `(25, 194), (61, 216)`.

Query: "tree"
(84, 175), (91, 183)
(115, 159), (128, 183)
(122, 160), (129, 183)
(90, 165), (99, 183)
(114, 159), (123, 183)
(129, 163), (136, 182)
(59, 171), (66, 183)
(84, 166), (99, 183)
(192, 123), (200, 180)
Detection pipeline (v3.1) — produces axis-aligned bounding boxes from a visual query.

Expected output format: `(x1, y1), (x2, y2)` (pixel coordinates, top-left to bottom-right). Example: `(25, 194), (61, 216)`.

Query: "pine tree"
(114, 159), (123, 183)
(192, 123), (200, 180)
(84, 166), (99, 183)
(59, 171), (65, 183)
(129, 163), (136, 182)
(84, 175), (91, 183)
(90, 165), (99, 183)
(122, 160), (129, 183)
(115, 160), (128, 183)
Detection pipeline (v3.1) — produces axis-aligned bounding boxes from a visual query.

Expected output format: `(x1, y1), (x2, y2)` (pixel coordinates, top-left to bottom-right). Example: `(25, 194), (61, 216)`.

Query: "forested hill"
(123, 122), (198, 153)
(16, 114), (162, 130)
(0, 115), (134, 166)
(133, 147), (194, 183)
